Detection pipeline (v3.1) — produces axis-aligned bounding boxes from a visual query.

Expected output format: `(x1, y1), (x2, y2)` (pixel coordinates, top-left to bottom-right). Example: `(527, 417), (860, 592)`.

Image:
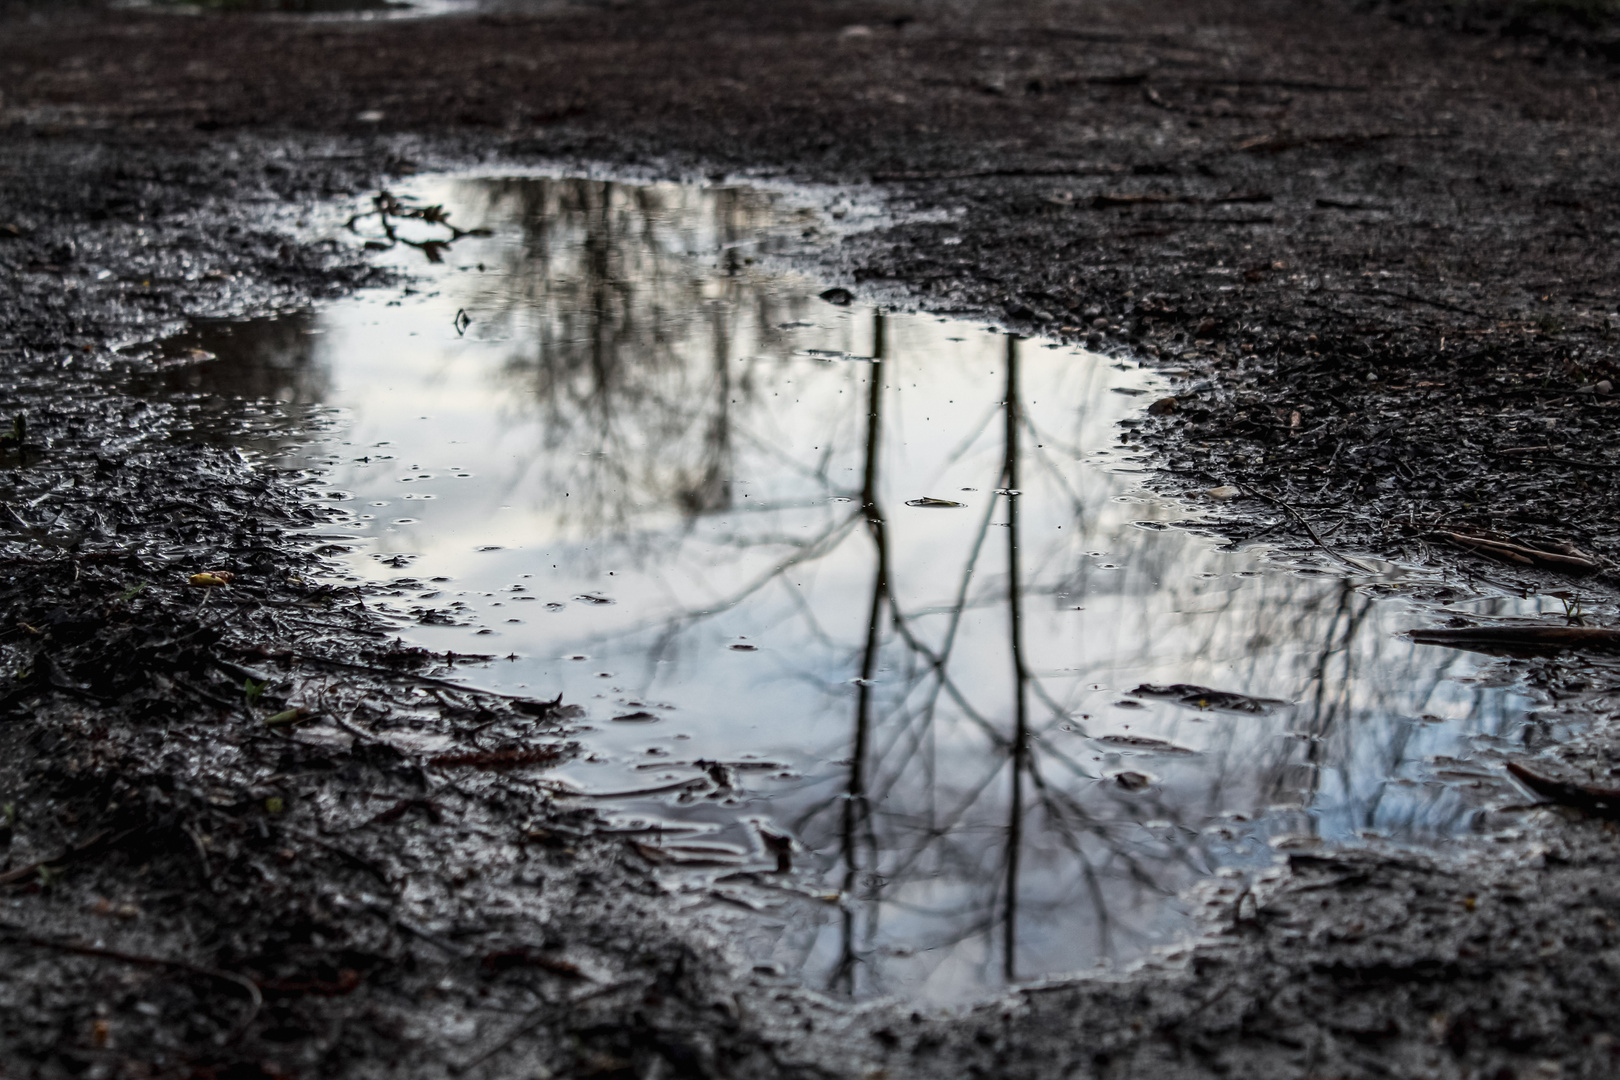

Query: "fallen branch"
(1431, 530), (1603, 574)
(1505, 761), (1620, 818)
(1408, 625), (1620, 654)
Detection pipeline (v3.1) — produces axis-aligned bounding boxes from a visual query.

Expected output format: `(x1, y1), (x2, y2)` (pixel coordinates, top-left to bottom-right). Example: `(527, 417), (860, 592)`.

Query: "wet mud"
(6, 0), (1620, 1077)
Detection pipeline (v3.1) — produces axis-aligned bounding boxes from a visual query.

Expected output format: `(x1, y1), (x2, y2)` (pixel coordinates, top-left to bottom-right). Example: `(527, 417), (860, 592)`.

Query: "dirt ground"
(6, 0), (1620, 1076)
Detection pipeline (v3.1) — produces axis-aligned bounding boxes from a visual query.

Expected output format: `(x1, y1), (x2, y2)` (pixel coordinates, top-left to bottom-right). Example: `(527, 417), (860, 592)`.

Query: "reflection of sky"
(181, 177), (1545, 1003)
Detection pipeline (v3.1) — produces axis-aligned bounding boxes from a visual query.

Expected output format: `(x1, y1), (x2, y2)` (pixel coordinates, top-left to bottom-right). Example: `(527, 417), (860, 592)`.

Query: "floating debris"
(798, 348), (876, 363)
(1094, 734), (1197, 754)
(1130, 684), (1288, 715)
(1107, 769), (1157, 791)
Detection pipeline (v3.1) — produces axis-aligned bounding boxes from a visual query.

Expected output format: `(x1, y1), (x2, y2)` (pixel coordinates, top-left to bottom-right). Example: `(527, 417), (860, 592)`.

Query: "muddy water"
(137, 178), (1554, 1002)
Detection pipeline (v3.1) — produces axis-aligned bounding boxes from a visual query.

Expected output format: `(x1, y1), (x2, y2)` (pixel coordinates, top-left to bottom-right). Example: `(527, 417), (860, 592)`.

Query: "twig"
(0, 828), (123, 886)
(1497, 453), (1620, 471)
(172, 674), (247, 714)
(281, 616), (390, 637)
(872, 165), (1126, 182)
(1352, 287), (1494, 321)
(555, 778), (710, 800)
(276, 825), (394, 887)
(450, 980), (641, 1075)
(1238, 485), (1377, 574)
(0, 924), (261, 1043)
(279, 651), (559, 707)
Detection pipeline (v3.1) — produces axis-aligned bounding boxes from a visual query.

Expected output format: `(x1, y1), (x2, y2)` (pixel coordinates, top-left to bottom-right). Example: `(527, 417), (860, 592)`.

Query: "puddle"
(130, 177), (1559, 1003)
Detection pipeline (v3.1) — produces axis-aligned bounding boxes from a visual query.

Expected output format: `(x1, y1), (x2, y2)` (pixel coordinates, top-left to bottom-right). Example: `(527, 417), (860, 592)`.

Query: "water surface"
(133, 177), (1553, 1002)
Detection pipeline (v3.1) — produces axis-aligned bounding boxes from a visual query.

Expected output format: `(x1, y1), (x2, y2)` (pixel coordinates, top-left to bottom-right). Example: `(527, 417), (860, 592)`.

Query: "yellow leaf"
(264, 707), (310, 727)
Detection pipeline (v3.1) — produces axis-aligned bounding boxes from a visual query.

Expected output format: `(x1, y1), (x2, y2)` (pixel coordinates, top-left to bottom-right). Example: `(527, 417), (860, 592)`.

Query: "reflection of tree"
(447, 178), (823, 539)
(563, 321), (1524, 998)
(341, 177), (1523, 998)
(127, 176), (1530, 996)
(1001, 335), (1029, 983)
(832, 311), (886, 996)
(747, 329), (1209, 996)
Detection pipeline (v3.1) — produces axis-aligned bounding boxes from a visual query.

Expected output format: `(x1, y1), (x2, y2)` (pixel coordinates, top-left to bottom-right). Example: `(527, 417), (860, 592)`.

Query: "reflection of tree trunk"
(1286, 580), (1371, 830)
(680, 299), (733, 514)
(834, 312), (888, 996)
(483, 178), (796, 533)
(586, 184), (614, 448)
(1002, 334), (1029, 983)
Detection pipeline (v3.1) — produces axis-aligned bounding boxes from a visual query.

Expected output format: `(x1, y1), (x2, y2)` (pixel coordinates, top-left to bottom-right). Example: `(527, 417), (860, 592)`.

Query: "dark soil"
(6, 0), (1620, 1076)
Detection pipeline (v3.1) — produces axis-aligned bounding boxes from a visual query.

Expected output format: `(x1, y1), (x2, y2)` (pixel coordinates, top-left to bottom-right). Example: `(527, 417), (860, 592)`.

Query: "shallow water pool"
(134, 177), (1554, 1002)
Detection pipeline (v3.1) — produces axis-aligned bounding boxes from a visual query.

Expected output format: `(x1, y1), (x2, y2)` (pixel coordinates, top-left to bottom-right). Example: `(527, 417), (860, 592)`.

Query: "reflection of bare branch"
(396, 178), (1528, 999)
(345, 190), (492, 263)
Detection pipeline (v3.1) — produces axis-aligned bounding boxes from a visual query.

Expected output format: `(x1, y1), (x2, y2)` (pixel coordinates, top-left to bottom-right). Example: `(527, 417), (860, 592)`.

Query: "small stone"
(1206, 485), (1241, 500)
(1147, 396), (1178, 416)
